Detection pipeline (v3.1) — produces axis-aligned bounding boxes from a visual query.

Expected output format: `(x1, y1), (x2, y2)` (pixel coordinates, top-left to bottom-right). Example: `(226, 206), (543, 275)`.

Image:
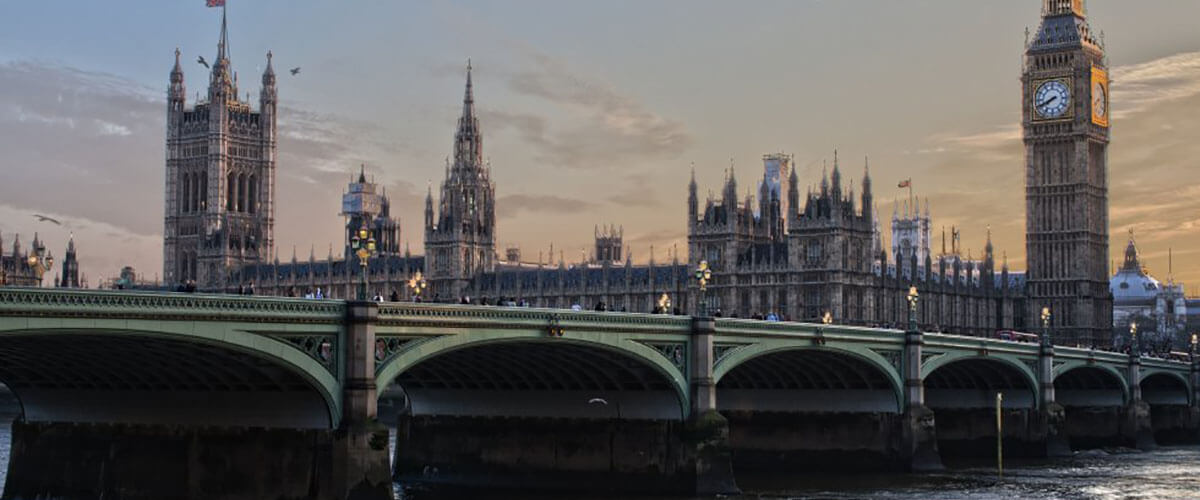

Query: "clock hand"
(1038, 95), (1058, 107)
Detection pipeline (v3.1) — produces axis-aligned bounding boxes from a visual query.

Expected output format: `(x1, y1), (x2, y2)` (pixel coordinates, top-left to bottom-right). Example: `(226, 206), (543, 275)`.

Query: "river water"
(395, 446), (1200, 500)
(1, 425), (1196, 499)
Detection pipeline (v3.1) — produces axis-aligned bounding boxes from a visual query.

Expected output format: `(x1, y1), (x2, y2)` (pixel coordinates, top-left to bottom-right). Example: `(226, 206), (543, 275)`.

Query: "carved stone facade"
(164, 11), (276, 290)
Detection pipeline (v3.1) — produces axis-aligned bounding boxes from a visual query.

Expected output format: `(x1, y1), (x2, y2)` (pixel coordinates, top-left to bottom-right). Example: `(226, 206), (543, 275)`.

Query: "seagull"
(290, 67), (300, 76)
(587, 398), (608, 405)
(33, 214), (61, 225)
(197, 55), (209, 69)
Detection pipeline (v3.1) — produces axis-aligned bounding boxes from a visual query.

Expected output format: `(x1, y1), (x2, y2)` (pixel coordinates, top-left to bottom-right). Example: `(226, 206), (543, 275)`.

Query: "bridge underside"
(0, 333), (330, 428)
(1055, 366), (1127, 448)
(389, 340), (697, 493)
(394, 342), (681, 419)
(924, 359), (1041, 458)
(715, 350), (903, 472)
(1141, 373), (1195, 444)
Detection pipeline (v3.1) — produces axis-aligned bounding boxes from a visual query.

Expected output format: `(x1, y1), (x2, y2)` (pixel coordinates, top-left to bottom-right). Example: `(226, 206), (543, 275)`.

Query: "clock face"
(1092, 81), (1107, 119)
(1035, 80), (1071, 119)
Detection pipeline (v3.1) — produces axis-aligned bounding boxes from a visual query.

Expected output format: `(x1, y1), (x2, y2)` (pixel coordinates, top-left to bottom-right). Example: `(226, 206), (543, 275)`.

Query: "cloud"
(493, 52), (692, 169)
(496, 194), (596, 220)
(606, 173), (663, 208)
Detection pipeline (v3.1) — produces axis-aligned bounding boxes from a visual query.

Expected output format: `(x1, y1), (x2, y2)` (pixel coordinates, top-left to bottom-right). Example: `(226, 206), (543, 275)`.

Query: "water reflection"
(396, 446), (1200, 500)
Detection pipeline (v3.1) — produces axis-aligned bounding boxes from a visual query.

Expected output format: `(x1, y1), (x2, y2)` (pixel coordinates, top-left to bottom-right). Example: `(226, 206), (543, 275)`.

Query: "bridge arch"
(922, 354), (1038, 409)
(0, 327), (340, 428)
(713, 344), (902, 413)
(376, 331), (690, 419)
(1052, 364), (1128, 407)
(1140, 370), (1191, 406)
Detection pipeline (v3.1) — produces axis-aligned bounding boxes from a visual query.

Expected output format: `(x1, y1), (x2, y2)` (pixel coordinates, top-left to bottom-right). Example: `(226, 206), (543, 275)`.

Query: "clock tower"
(1023, 0), (1112, 346)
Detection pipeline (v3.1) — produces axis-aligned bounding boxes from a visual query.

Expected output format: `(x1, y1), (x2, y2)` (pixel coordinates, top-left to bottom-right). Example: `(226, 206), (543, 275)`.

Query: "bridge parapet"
(0, 286), (346, 323)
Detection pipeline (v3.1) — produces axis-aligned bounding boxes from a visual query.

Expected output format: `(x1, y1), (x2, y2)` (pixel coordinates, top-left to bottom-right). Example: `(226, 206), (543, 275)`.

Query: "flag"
(898, 179), (911, 188)
(206, 0), (225, 7)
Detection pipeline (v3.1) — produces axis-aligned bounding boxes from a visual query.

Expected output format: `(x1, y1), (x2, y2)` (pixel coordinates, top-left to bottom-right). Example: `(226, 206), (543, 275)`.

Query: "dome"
(1110, 236), (1160, 304)
(1111, 268), (1160, 303)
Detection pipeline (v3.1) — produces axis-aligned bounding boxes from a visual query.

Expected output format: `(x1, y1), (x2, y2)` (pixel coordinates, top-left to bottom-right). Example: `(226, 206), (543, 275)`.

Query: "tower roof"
(1029, 0), (1098, 52)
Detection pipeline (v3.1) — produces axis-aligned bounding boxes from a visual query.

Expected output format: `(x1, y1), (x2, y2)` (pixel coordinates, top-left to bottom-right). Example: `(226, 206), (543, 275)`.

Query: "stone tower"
(163, 11), (277, 290)
(787, 153), (876, 321)
(425, 62), (496, 300)
(1023, 0), (1112, 345)
(59, 235), (79, 288)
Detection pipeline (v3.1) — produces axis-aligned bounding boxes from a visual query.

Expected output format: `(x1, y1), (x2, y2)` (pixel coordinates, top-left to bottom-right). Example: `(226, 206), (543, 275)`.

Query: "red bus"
(995, 330), (1039, 343)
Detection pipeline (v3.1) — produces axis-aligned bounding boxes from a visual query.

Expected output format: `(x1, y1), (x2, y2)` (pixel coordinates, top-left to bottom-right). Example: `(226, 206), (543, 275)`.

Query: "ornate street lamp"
(1129, 321), (1139, 356)
(349, 222), (376, 301)
(905, 286), (919, 332)
(1040, 306), (1052, 348)
(407, 270), (427, 301)
(26, 251), (55, 287)
(694, 260), (712, 317)
(657, 293), (671, 314)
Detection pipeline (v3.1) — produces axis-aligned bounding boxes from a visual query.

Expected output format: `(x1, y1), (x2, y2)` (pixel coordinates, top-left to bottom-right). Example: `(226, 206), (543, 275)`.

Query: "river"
(0, 426), (1196, 499)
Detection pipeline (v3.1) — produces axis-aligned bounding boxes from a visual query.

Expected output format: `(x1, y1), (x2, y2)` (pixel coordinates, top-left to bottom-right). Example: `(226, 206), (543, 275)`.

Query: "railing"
(0, 287), (345, 323)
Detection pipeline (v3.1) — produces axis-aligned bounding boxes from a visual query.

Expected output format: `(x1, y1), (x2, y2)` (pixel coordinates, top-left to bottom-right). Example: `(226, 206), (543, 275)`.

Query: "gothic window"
(237, 174), (247, 213)
(806, 241), (823, 267)
(227, 173), (236, 211)
(248, 174), (256, 214)
(199, 174), (208, 211)
(181, 174), (191, 214)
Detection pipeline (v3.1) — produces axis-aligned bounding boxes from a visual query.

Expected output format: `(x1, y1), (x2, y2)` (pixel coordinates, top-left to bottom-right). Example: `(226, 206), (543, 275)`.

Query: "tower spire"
(217, 6), (229, 62)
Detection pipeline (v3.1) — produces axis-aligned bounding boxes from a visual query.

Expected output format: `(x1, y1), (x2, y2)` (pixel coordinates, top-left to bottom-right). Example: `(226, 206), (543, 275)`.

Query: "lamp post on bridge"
(905, 286), (919, 333)
(1040, 307), (1052, 349)
(26, 251), (54, 288)
(1130, 321), (1140, 358)
(695, 260), (711, 317)
(407, 270), (427, 302)
(349, 222), (376, 301)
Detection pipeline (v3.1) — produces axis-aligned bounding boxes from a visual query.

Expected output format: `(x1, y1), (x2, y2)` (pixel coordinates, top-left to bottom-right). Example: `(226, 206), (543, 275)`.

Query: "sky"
(1, 0), (1199, 291)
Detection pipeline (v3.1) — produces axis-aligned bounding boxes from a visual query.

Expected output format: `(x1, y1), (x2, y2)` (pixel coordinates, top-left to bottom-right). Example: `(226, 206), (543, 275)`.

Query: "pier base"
(2, 420), (391, 500)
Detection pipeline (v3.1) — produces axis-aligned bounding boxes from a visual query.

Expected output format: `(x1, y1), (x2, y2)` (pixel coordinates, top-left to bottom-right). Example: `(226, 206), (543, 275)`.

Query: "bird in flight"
(290, 67), (301, 76)
(197, 55), (209, 69)
(32, 214), (61, 225)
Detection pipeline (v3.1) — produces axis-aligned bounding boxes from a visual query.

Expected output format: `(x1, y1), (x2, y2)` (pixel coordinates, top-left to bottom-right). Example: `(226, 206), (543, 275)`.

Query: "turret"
(424, 184), (434, 233)
(861, 157), (873, 222)
(169, 48), (186, 114)
(723, 165), (738, 210)
(787, 164), (799, 223)
(687, 167), (698, 227)
(208, 9), (234, 101)
(830, 150), (842, 203)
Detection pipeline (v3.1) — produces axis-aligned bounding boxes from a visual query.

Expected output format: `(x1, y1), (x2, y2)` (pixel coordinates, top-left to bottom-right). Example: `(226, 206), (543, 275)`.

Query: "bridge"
(0, 288), (1196, 499)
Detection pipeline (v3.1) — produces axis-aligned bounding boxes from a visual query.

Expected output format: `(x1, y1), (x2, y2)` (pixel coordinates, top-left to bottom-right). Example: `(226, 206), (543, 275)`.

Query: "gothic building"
(0, 233), (78, 288)
(163, 10), (277, 290)
(223, 2), (1137, 342)
(424, 63), (497, 301)
(230, 166), (420, 300)
(1022, 0), (1113, 345)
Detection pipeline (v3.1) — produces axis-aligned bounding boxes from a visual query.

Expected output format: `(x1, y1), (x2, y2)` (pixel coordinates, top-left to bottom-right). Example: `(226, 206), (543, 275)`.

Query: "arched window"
(199, 174), (207, 211)
(237, 174), (246, 212)
(181, 173), (190, 214)
(248, 174), (257, 214)
(227, 173), (236, 211)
